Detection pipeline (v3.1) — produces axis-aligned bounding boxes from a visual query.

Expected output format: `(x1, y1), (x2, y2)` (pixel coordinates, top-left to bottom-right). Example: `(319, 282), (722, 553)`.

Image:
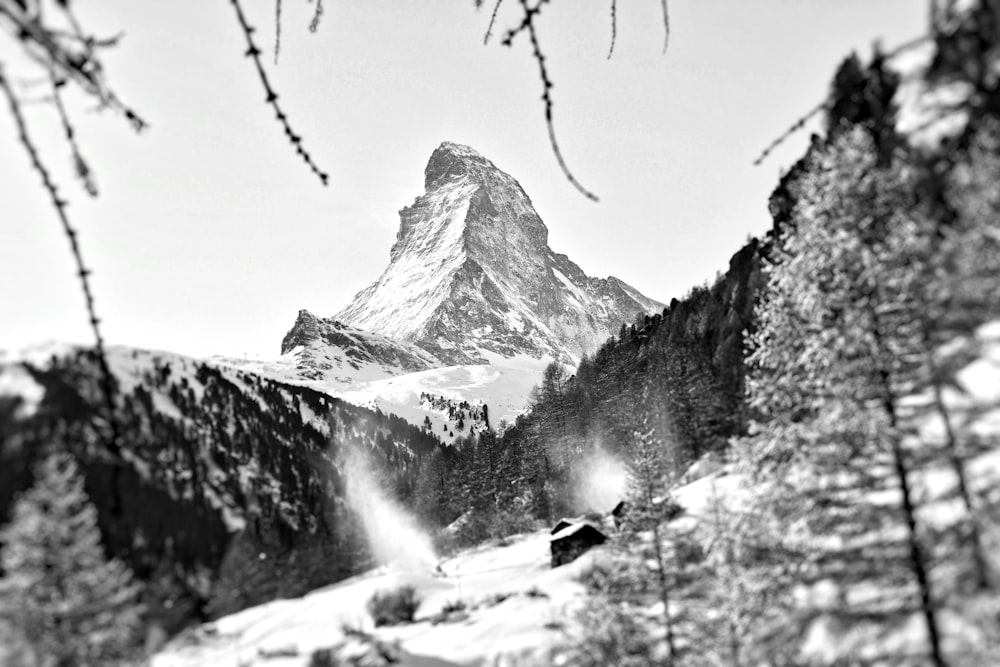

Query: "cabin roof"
(549, 521), (607, 544)
(550, 518), (575, 535)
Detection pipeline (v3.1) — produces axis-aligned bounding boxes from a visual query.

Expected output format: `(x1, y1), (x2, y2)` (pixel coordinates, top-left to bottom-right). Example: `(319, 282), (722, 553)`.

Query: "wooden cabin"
(549, 521), (608, 568)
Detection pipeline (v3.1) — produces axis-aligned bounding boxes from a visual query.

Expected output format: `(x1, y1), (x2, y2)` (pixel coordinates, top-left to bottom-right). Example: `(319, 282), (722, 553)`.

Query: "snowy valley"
(2, 5), (1000, 666)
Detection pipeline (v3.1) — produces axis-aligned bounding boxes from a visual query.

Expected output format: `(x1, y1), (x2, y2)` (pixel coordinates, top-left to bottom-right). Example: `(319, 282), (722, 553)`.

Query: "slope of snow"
(152, 529), (602, 667)
(336, 177), (480, 342)
(316, 359), (545, 444)
(150, 309), (1000, 667)
(204, 340), (552, 443)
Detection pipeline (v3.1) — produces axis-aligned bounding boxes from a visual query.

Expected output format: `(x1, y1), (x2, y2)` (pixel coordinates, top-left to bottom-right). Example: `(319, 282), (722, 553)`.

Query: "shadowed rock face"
(280, 309), (440, 381)
(336, 142), (664, 365)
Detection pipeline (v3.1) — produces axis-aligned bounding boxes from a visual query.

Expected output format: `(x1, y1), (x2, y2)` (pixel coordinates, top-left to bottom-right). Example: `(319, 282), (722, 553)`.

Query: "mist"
(343, 443), (437, 571)
(574, 447), (629, 513)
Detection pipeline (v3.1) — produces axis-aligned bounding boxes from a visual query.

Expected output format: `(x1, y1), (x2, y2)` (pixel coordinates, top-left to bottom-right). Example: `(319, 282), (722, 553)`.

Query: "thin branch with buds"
(309, 0), (325, 34)
(0, 65), (121, 460)
(274, 0), (283, 64)
(752, 34), (932, 166)
(752, 101), (828, 166)
(483, 0), (504, 45)
(49, 71), (98, 197)
(608, 0), (618, 60)
(502, 0), (599, 202)
(0, 0), (146, 131)
(661, 0), (670, 54)
(229, 0), (329, 186)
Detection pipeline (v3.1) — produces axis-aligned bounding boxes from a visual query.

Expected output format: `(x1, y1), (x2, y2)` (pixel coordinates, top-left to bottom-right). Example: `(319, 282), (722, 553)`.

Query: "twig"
(502, 0), (598, 202)
(484, 0), (504, 45)
(608, 0), (617, 60)
(660, 0), (670, 54)
(752, 101), (828, 166)
(229, 0), (329, 186)
(274, 0), (283, 64)
(0, 1), (147, 132)
(309, 0), (325, 34)
(0, 66), (121, 459)
(751, 33), (933, 166)
(50, 71), (98, 197)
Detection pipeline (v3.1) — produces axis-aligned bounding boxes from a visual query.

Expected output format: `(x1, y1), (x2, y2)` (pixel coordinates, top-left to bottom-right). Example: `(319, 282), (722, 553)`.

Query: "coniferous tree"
(0, 452), (145, 666)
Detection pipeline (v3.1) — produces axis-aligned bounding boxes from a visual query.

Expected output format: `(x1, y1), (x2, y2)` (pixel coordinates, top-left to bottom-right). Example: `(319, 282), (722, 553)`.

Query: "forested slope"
(0, 347), (443, 634)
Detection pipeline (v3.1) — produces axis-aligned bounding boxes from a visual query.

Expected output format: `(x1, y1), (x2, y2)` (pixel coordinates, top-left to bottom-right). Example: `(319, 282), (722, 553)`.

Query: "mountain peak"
(336, 144), (664, 364)
(424, 141), (496, 191)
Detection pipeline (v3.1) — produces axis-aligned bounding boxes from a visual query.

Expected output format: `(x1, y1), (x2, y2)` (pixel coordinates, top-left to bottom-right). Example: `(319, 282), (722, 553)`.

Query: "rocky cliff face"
(335, 142), (664, 365)
(279, 309), (441, 382)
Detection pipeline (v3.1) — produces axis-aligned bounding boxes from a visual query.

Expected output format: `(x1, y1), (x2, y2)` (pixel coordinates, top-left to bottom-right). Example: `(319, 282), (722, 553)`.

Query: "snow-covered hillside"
(0, 342), (445, 632)
(324, 356), (550, 444)
(210, 310), (442, 390)
(209, 344), (553, 444)
(151, 527), (605, 667)
(150, 317), (1000, 666)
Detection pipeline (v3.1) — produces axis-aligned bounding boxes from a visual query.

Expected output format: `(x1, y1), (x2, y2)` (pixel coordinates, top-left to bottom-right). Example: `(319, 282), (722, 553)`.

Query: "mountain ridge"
(333, 141), (664, 365)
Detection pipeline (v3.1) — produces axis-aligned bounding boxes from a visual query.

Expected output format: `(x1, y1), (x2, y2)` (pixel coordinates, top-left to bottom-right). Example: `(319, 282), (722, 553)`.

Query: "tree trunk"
(650, 522), (677, 665)
(873, 319), (947, 667)
(928, 349), (990, 589)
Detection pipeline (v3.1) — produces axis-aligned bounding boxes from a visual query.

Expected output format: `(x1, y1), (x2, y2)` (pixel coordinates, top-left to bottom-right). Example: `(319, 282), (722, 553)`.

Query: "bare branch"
(503, 0), (599, 202)
(229, 0), (329, 186)
(608, 0), (617, 60)
(0, 65), (120, 459)
(275, 0), (283, 64)
(484, 0), (504, 45)
(309, 0), (325, 34)
(0, 0), (146, 131)
(50, 71), (98, 197)
(661, 0), (670, 54)
(752, 101), (828, 166)
(752, 35), (931, 166)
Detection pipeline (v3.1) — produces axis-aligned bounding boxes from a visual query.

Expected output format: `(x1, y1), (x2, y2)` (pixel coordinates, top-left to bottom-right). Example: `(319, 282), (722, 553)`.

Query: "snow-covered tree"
(0, 452), (144, 666)
(624, 422), (680, 663)
(694, 482), (802, 667)
(740, 127), (951, 664)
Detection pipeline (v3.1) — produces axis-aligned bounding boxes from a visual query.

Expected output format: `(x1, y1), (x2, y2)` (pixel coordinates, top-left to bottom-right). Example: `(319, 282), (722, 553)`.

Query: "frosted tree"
(624, 422), (681, 663)
(920, 119), (1000, 590)
(741, 127), (951, 665)
(0, 452), (145, 666)
(686, 483), (800, 667)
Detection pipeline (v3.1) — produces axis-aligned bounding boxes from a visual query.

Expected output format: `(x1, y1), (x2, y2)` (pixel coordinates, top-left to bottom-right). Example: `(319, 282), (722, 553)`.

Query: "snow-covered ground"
(152, 528), (603, 667)
(208, 348), (553, 443)
(326, 361), (543, 444)
(207, 347), (552, 444)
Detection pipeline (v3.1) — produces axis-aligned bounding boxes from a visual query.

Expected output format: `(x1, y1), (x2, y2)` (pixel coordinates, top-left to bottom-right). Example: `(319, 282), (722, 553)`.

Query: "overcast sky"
(1, 0), (927, 358)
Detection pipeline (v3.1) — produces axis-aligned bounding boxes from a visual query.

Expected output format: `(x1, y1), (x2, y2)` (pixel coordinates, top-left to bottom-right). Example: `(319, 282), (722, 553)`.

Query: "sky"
(1, 0), (928, 359)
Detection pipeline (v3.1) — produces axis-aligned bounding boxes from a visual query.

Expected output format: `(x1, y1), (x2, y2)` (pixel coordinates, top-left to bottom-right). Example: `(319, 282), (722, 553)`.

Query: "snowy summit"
(334, 141), (664, 365)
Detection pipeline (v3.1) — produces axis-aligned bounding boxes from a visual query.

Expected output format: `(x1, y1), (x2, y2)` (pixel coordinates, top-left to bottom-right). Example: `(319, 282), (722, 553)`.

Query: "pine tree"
(0, 452), (145, 666)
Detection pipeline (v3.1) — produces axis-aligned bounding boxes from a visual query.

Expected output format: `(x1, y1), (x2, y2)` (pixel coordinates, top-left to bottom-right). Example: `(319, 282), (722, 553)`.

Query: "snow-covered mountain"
(334, 141), (664, 365)
(273, 309), (442, 384)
